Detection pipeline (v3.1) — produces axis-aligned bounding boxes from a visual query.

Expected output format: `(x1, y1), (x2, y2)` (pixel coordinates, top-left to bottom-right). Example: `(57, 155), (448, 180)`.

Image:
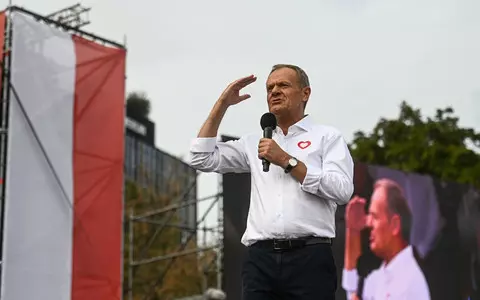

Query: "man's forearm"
(198, 100), (229, 138)
(345, 229), (362, 270)
(286, 158), (307, 183)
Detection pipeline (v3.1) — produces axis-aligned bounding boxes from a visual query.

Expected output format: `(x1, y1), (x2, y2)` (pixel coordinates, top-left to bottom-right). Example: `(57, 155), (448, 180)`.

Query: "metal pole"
(202, 225), (207, 293)
(132, 192), (218, 221)
(128, 209), (134, 300)
(216, 175), (223, 290)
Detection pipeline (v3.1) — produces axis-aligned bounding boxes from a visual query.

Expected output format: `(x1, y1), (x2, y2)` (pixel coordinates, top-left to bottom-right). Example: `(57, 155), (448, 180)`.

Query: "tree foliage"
(349, 101), (480, 188)
(123, 180), (218, 300)
(126, 91), (151, 119)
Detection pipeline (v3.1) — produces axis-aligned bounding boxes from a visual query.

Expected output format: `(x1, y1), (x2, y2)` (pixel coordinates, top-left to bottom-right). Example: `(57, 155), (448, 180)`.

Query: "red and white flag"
(1, 11), (126, 300)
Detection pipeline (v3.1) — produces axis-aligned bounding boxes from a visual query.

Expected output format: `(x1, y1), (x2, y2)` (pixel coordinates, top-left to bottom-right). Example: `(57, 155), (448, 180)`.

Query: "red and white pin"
(297, 141), (311, 149)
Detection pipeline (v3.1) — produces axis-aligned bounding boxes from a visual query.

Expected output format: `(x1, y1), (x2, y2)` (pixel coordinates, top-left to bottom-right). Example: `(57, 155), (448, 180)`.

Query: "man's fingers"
(257, 148), (267, 159)
(238, 74), (256, 83)
(349, 195), (360, 204)
(234, 75), (257, 89)
(351, 195), (366, 205)
(257, 140), (270, 159)
(258, 139), (268, 149)
(258, 144), (267, 153)
(238, 94), (251, 101)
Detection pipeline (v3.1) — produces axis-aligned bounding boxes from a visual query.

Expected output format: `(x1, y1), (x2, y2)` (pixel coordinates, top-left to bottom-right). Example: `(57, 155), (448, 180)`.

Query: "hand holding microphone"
(258, 112), (289, 172)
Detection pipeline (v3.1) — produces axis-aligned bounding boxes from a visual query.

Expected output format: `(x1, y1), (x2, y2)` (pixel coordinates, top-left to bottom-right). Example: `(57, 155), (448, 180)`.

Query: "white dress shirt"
(189, 115), (354, 246)
(342, 246), (431, 300)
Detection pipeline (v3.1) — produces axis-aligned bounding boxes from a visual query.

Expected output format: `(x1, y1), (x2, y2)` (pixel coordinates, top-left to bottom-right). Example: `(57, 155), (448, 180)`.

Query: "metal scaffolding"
(39, 4), (225, 299)
(46, 3), (91, 29)
(126, 172), (224, 300)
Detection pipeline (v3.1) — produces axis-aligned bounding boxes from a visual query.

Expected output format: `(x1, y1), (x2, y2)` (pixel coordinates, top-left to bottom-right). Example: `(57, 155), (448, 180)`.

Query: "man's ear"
(390, 214), (402, 237)
(302, 86), (311, 104)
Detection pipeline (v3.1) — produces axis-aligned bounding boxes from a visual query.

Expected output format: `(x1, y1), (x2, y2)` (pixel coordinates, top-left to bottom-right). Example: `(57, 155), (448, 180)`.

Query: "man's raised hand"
(345, 196), (367, 232)
(218, 75), (257, 106)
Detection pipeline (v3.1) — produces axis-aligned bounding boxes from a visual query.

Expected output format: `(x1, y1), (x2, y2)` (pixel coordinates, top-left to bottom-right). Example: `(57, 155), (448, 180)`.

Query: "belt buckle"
(273, 239), (291, 250)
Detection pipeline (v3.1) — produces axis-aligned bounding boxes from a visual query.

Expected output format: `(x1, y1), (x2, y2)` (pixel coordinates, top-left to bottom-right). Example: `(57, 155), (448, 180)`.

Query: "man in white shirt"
(189, 64), (354, 300)
(342, 179), (431, 300)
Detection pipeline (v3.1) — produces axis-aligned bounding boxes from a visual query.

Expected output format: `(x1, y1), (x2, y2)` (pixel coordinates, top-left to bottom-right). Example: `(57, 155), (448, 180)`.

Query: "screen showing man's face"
(367, 188), (395, 259)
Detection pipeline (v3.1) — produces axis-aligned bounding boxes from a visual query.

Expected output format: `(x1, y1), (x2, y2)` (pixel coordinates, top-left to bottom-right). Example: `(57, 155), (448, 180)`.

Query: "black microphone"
(260, 112), (277, 172)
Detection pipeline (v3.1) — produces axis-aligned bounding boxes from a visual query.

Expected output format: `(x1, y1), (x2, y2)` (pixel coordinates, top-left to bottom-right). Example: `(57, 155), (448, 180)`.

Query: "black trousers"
(242, 242), (337, 300)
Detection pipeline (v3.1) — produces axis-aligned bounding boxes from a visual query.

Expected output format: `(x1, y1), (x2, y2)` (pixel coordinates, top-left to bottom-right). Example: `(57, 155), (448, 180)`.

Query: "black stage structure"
(221, 135), (480, 300)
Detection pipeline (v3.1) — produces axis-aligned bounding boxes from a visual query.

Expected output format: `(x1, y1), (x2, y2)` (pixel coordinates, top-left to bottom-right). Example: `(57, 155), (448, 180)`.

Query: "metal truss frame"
(126, 173), (224, 300)
(0, 5), (224, 300)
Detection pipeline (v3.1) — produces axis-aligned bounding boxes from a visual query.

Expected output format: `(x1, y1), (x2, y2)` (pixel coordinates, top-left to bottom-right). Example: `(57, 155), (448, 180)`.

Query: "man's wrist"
(280, 154), (291, 169)
(216, 98), (230, 109)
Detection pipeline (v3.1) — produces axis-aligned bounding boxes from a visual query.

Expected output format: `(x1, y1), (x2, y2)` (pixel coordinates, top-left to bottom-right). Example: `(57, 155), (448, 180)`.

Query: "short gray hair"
(374, 179), (412, 242)
(270, 64), (310, 88)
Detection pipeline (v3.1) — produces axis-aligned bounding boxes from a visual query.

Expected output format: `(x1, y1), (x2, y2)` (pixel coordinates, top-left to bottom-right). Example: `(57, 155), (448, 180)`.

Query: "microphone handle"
(262, 127), (273, 172)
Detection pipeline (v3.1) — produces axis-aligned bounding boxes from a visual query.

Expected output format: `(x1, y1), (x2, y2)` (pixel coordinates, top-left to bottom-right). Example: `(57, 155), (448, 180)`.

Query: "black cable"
(9, 83), (73, 209)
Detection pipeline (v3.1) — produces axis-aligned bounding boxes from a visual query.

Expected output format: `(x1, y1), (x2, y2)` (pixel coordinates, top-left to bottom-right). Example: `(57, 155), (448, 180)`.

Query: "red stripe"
(71, 35), (126, 300)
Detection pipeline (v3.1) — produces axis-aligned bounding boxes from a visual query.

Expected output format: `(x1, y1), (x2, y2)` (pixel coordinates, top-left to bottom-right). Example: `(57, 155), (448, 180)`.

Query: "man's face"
(367, 188), (397, 258)
(265, 67), (310, 116)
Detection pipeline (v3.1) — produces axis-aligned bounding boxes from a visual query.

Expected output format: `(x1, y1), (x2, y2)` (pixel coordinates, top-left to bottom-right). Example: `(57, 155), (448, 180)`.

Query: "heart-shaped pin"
(297, 141), (311, 149)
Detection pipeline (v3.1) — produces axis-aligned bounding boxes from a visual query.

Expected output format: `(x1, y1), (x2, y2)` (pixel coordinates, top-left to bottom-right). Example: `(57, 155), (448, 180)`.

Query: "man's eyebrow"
(266, 81), (289, 88)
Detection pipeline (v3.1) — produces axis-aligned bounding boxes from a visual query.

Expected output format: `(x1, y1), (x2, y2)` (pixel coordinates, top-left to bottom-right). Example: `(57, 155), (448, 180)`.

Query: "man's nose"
(271, 85), (281, 95)
(271, 91), (282, 99)
(366, 215), (372, 228)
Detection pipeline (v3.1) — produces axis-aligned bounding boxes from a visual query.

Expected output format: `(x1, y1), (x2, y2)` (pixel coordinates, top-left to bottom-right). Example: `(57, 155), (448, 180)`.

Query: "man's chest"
(372, 274), (411, 300)
(272, 132), (322, 163)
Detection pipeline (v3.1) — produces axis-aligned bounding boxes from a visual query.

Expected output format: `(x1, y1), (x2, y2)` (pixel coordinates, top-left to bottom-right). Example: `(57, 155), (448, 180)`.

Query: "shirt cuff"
(190, 137), (217, 153)
(300, 164), (322, 194)
(342, 268), (359, 292)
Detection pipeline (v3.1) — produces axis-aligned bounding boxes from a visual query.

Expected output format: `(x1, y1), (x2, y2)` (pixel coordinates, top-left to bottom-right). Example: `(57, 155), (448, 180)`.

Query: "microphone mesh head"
(260, 112), (277, 129)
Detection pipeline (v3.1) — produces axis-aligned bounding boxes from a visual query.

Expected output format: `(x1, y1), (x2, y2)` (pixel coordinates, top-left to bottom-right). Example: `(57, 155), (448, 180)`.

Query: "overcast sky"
(5, 0), (480, 242)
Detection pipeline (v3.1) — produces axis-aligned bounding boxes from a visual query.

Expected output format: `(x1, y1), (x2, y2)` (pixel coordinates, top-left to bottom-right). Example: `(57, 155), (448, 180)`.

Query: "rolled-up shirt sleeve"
(189, 137), (250, 174)
(342, 268), (359, 297)
(300, 133), (354, 204)
(342, 268), (378, 300)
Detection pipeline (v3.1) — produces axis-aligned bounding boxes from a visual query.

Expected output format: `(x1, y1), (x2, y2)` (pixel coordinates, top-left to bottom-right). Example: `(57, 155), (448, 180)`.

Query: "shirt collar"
(274, 114), (313, 135)
(382, 245), (414, 274)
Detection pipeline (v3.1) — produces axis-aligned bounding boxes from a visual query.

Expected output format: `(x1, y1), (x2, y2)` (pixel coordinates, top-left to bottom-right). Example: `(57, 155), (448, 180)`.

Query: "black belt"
(251, 236), (332, 251)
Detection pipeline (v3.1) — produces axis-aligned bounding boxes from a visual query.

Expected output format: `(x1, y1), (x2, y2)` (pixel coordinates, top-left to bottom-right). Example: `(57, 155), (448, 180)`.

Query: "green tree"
(126, 91), (151, 119)
(349, 101), (480, 188)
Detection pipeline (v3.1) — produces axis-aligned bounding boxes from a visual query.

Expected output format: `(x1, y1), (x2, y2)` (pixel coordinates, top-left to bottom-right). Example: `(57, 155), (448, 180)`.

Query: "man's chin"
(269, 106), (285, 116)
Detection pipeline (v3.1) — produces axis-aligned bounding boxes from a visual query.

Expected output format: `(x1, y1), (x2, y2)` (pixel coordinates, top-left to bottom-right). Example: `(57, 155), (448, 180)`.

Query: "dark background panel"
(220, 136), (480, 300)
(221, 135), (251, 300)
(222, 172), (250, 300)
